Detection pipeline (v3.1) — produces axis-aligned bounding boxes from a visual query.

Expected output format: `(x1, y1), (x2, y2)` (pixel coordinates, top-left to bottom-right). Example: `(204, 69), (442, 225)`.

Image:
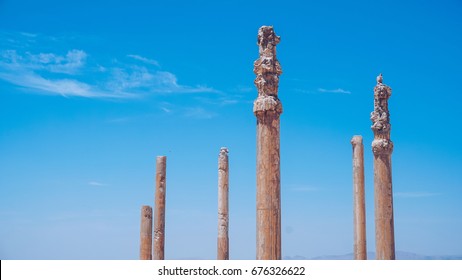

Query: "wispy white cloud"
(1, 49), (87, 74)
(317, 88), (351, 94)
(0, 67), (133, 99)
(30, 49), (87, 74)
(394, 192), (441, 198)
(195, 95), (242, 106)
(234, 85), (254, 93)
(184, 107), (215, 119)
(88, 181), (108, 187)
(127, 54), (160, 66)
(0, 33), (219, 99)
(107, 66), (218, 94)
(161, 106), (172, 113)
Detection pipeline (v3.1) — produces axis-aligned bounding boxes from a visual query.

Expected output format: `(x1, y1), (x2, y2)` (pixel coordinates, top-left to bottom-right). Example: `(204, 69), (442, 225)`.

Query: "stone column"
(217, 147), (229, 260)
(370, 74), (395, 260)
(153, 156), (167, 260)
(351, 135), (367, 260)
(140, 205), (153, 260)
(253, 26), (283, 260)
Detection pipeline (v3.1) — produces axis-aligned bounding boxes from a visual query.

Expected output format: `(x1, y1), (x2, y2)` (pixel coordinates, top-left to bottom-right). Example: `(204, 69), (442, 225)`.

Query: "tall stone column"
(371, 74), (395, 260)
(153, 156), (167, 260)
(140, 205), (153, 260)
(217, 147), (229, 260)
(351, 135), (367, 260)
(253, 26), (283, 260)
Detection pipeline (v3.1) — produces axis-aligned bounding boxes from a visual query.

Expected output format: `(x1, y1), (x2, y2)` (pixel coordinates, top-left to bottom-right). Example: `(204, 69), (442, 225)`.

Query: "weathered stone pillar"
(370, 74), (395, 260)
(351, 135), (367, 260)
(140, 205), (153, 260)
(253, 26), (283, 260)
(153, 156), (166, 260)
(217, 147), (229, 260)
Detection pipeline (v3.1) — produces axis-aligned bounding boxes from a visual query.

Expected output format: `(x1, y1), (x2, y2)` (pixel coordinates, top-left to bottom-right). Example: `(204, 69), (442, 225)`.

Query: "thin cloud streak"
(88, 181), (108, 187)
(317, 88), (351, 94)
(183, 107), (216, 119)
(127, 54), (160, 66)
(0, 69), (134, 99)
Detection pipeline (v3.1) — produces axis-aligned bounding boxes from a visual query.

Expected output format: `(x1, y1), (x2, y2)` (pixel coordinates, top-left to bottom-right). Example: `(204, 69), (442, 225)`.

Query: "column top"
(253, 26), (283, 116)
(257, 26), (280, 56)
(351, 135), (363, 145)
(371, 73), (393, 155)
(377, 73), (383, 84)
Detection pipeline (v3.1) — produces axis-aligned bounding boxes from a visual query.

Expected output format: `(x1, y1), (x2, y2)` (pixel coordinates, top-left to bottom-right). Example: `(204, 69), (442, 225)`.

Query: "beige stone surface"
(351, 135), (367, 260)
(139, 205), (152, 260)
(371, 74), (395, 260)
(217, 147), (229, 260)
(153, 156), (166, 260)
(253, 26), (282, 260)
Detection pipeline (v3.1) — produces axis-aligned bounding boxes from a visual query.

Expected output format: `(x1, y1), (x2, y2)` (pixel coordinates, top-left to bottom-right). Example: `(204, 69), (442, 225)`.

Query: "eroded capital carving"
(253, 26), (283, 117)
(371, 73), (393, 156)
(218, 147), (228, 171)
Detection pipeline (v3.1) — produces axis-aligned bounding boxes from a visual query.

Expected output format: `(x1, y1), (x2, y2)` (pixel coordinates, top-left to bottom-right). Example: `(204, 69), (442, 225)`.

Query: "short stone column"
(153, 156), (167, 260)
(139, 205), (153, 260)
(370, 74), (395, 260)
(253, 26), (283, 260)
(217, 147), (229, 260)
(351, 135), (367, 260)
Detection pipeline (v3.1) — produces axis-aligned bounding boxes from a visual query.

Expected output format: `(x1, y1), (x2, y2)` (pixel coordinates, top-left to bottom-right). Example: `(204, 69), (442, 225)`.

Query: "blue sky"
(0, 0), (461, 259)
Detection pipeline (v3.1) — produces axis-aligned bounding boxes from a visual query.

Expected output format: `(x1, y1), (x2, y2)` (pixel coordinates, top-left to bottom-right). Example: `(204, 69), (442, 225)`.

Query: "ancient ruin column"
(140, 205), (153, 260)
(253, 26), (283, 260)
(351, 135), (367, 260)
(217, 147), (229, 260)
(371, 74), (395, 260)
(153, 156), (167, 260)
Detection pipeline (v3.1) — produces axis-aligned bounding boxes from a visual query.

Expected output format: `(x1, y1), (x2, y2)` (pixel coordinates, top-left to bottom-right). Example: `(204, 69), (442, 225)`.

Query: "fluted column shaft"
(140, 205), (153, 260)
(253, 26), (283, 260)
(153, 156), (167, 260)
(351, 136), (367, 260)
(371, 74), (395, 260)
(217, 147), (229, 260)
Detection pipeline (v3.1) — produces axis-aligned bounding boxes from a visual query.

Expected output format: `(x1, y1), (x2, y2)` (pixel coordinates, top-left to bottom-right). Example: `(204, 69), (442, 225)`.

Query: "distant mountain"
(284, 251), (462, 260)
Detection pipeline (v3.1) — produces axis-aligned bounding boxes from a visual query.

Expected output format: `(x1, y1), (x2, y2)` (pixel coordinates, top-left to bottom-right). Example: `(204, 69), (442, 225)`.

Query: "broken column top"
(374, 73), (391, 99)
(257, 26), (280, 56)
(351, 135), (363, 146)
(376, 73), (383, 84)
(219, 147), (228, 170)
(254, 26), (282, 94)
(371, 73), (393, 155)
(253, 26), (283, 116)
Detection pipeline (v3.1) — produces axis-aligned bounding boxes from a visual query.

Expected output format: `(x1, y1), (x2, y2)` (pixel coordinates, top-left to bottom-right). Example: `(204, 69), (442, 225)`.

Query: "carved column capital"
(372, 138), (394, 155)
(253, 26), (283, 100)
(371, 73), (393, 156)
(253, 95), (283, 118)
(218, 147), (228, 171)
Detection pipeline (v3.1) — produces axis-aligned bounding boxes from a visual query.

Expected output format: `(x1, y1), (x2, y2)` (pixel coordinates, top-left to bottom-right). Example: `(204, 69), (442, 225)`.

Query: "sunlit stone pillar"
(139, 205), (153, 260)
(253, 26), (283, 260)
(351, 135), (367, 260)
(371, 74), (395, 260)
(217, 147), (229, 260)
(153, 156), (167, 260)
